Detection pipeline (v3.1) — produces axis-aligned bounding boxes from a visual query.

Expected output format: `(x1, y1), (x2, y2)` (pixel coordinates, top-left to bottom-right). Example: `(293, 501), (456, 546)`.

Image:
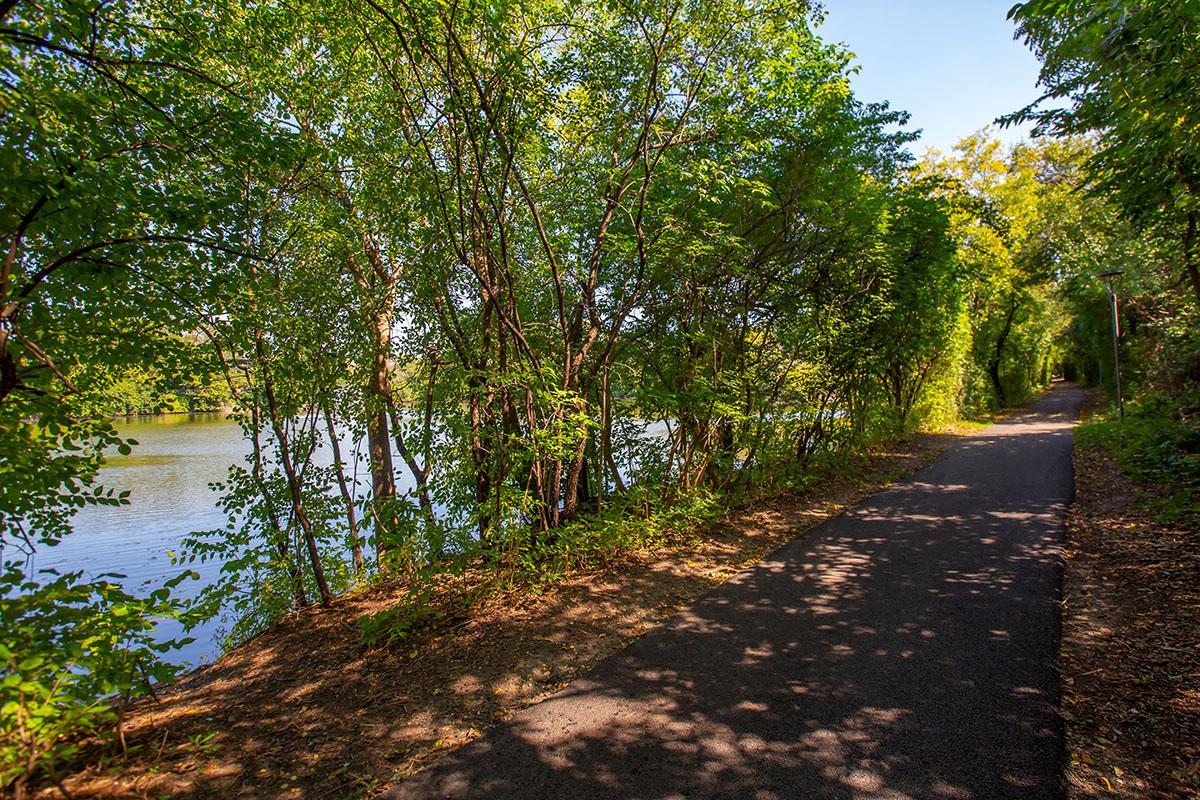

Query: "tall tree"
(1007, 0), (1200, 307)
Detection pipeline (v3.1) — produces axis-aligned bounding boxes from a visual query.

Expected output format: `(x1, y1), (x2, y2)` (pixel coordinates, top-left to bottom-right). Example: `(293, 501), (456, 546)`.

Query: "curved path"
(383, 387), (1084, 800)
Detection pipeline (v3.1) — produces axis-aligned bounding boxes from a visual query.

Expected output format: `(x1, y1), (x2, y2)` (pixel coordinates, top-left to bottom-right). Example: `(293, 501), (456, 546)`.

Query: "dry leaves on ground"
(1062, 446), (1200, 799)
(39, 437), (946, 800)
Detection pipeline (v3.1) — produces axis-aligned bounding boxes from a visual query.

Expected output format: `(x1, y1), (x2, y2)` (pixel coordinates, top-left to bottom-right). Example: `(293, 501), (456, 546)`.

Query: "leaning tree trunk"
(321, 400), (364, 575)
(989, 293), (1018, 408)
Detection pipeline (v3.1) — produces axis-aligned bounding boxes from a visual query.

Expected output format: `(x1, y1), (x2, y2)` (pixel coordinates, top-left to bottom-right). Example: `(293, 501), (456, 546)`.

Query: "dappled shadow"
(53, 434), (943, 800)
(53, 389), (1081, 800)
(56, 544), (758, 799)
(382, 388), (1084, 799)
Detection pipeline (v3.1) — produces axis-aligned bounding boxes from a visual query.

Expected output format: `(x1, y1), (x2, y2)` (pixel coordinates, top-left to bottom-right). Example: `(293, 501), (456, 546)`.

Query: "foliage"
(1007, 0), (1200, 309)
(0, 0), (268, 791)
(0, 565), (193, 796)
(95, 353), (234, 417)
(917, 132), (1070, 412)
(1077, 398), (1200, 525)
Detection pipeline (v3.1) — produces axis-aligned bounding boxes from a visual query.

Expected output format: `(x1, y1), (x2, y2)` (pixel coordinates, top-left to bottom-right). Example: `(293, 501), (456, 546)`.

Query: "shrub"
(0, 565), (192, 799)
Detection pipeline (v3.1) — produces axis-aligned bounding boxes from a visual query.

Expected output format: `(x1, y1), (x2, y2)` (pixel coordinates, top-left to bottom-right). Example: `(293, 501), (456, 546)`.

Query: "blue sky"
(817, 0), (1044, 155)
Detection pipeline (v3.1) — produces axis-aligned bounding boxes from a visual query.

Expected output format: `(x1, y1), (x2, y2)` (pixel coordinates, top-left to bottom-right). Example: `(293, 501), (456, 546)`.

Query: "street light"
(1099, 269), (1125, 421)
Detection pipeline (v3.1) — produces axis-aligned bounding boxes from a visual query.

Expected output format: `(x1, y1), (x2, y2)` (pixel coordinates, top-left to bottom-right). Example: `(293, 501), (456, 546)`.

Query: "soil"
(1062, 413), (1200, 797)
(40, 434), (953, 800)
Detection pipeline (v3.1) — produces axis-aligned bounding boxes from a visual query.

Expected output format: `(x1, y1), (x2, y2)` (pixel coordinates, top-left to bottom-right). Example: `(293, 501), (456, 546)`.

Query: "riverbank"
(110, 408), (231, 418)
(38, 430), (965, 800)
(1061, 397), (1200, 798)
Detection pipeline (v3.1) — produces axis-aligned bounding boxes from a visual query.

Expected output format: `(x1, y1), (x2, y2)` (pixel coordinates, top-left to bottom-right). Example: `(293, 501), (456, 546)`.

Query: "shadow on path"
(383, 388), (1085, 800)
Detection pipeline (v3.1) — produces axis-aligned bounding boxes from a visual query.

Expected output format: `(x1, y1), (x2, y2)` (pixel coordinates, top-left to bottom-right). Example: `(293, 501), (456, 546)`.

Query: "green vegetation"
(0, 569), (194, 798)
(1010, 0), (1200, 310)
(1078, 407), (1200, 525)
(1, 0), (1197, 794)
(1009, 0), (1200, 522)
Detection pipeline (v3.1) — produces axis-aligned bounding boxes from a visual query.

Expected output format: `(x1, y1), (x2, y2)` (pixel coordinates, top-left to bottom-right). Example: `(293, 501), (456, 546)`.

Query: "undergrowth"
(356, 446), (899, 650)
(357, 484), (732, 649)
(1076, 397), (1200, 526)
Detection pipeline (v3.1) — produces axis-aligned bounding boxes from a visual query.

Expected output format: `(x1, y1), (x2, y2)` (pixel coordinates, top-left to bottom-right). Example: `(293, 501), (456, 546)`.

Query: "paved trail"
(384, 387), (1084, 800)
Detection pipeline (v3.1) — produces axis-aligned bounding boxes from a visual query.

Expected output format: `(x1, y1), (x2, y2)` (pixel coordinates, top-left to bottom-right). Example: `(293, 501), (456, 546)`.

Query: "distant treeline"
(103, 368), (232, 416)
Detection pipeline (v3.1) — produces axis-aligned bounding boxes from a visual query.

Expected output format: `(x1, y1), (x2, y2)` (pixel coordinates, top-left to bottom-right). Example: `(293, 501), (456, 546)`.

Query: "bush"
(0, 565), (192, 799)
(1076, 397), (1200, 524)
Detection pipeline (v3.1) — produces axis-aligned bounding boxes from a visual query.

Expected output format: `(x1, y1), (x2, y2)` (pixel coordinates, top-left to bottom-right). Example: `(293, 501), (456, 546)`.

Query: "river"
(9, 414), (250, 667)
(9, 413), (670, 668)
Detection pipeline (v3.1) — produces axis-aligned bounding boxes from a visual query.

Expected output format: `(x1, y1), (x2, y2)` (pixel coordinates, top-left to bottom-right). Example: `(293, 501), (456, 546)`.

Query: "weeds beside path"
(42, 433), (954, 800)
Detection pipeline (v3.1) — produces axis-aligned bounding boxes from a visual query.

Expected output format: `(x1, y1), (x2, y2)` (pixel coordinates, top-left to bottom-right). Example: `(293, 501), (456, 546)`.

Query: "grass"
(355, 444), (900, 650)
(1075, 399), (1200, 526)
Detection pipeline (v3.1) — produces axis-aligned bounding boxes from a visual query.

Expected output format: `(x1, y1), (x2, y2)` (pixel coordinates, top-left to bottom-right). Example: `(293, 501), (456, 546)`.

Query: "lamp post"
(1099, 269), (1125, 421)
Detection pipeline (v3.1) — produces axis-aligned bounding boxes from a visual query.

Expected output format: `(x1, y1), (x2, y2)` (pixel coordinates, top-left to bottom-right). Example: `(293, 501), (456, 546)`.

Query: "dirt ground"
(40, 435), (950, 800)
(1062, 440), (1200, 797)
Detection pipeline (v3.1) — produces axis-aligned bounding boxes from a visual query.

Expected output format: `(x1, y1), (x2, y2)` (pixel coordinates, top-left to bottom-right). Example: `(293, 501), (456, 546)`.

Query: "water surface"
(11, 412), (666, 668)
(14, 414), (247, 666)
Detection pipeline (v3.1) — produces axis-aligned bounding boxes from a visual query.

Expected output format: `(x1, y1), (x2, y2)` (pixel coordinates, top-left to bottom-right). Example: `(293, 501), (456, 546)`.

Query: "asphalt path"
(383, 386), (1084, 800)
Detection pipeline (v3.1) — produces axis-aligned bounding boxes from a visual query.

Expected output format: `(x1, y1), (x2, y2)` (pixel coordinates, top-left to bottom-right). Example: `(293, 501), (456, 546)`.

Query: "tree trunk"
(561, 402), (590, 520)
(322, 400), (363, 575)
(989, 293), (1018, 407)
(600, 365), (627, 495)
(250, 404), (308, 609)
(1184, 210), (1200, 309)
(255, 336), (331, 606)
(988, 361), (1006, 408)
(386, 404), (435, 523)
(366, 307), (398, 569)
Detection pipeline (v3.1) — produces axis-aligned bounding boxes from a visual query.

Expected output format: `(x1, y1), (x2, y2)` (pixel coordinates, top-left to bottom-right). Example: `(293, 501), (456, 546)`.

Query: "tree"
(1007, 0), (1200, 308)
(917, 132), (1067, 410)
(0, 1), (286, 791)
